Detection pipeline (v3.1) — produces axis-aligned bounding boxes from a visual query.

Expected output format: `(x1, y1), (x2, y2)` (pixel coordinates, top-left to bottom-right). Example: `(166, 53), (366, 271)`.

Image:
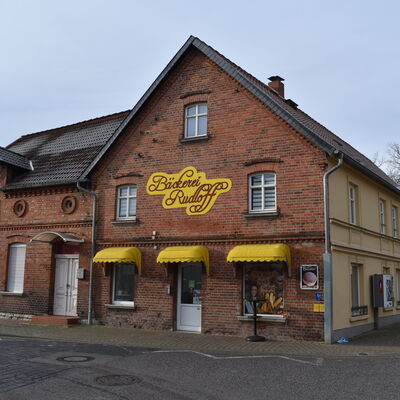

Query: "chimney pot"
(268, 75), (285, 98)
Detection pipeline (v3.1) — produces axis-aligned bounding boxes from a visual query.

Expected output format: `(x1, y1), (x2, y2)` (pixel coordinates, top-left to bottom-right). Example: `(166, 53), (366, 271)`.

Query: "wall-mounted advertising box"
(300, 265), (319, 290)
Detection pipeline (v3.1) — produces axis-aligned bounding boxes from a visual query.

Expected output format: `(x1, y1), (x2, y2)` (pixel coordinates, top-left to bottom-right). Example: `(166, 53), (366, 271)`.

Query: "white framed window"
(351, 263), (361, 309)
(7, 243), (26, 293)
(349, 184), (357, 225)
(112, 263), (135, 305)
(243, 262), (284, 315)
(185, 103), (207, 138)
(392, 206), (398, 238)
(249, 172), (276, 213)
(117, 185), (137, 220)
(379, 199), (386, 234)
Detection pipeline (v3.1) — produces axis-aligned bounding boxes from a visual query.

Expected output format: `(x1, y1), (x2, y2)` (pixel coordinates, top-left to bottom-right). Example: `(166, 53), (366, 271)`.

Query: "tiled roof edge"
(6, 110), (131, 149)
(0, 178), (90, 191)
(0, 147), (32, 171)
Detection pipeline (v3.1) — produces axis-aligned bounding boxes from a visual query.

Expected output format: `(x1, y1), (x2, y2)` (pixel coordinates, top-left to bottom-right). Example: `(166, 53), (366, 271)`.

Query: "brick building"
(1, 36), (399, 342)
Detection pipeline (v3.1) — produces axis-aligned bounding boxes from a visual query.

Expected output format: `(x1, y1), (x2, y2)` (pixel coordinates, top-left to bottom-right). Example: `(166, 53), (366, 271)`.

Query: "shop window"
(348, 184), (357, 225)
(112, 263), (135, 305)
(243, 262), (284, 315)
(379, 199), (386, 234)
(7, 243), (26, 293)
(185, 103), (207, 138)
(117, 185), (137, 220)
(392, 206), (398, 238)
(249, 172), (276, 213)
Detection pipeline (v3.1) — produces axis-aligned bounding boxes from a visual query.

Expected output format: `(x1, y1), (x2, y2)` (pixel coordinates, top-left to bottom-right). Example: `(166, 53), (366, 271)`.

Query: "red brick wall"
(90, 47), (327, 340)
(0, 186), (93, 318)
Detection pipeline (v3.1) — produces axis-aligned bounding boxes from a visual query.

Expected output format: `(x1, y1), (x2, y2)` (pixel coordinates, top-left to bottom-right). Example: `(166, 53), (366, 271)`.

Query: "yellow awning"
(157, 246), (210, 275)
(93, 247), (142, 275)
(226, 244), (291, 277)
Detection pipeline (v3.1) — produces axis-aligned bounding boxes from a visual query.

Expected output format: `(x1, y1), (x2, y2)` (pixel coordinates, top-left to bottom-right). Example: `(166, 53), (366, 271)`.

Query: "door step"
(31, 315), (80, 326)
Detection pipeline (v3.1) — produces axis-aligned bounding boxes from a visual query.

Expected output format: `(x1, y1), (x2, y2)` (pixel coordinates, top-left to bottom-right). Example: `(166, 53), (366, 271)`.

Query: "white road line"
(143, 349), (323, 366)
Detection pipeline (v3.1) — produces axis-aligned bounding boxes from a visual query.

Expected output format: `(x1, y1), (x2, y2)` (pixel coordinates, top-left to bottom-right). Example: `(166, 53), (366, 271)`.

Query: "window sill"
(105, 304), (136, 310)
(0, 291), (24, 297)
(237, 314), (286, 323)
(350, 315), (369, 322)
(383, 307), (394, 312)
(111, 218), (139, 225)
(243, 211), (280, 219)
(180, 134), (210, 144)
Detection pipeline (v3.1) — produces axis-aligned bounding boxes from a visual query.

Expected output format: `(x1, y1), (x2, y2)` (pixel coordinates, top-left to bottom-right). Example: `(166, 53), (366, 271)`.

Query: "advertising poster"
(383, 274), (394, 308)
(300, 265), (319, 290)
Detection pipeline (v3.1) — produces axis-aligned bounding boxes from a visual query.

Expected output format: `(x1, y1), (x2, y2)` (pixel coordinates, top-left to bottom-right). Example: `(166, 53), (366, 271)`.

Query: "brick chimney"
(268, 76), (285, 98)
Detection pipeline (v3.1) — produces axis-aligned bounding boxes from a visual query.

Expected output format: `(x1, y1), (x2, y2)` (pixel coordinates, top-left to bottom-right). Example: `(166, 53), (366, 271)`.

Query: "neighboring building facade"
(0, 36), (399, 342)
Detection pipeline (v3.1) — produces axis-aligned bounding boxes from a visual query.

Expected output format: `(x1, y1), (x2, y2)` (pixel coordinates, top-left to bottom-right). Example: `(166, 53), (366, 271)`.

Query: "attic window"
(185, 103), (207, 138)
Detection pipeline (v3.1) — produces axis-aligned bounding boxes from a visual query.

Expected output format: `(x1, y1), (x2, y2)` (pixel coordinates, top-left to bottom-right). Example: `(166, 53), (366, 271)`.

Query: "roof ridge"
(7, 109), (130, 148)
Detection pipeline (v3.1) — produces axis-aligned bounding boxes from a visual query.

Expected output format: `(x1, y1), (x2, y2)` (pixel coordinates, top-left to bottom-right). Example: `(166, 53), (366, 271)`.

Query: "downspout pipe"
(77, 181), (97, 325)
(323, 151), (344, 344)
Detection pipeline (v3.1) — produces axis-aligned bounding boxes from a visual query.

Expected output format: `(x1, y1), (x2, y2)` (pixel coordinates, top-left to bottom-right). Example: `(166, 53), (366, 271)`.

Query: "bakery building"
(0, 36), (399, 342)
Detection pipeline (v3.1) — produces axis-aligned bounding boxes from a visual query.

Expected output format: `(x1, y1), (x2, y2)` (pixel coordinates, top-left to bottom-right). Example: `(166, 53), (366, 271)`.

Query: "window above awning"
(157, 246), (210, 276)
(226, 244), (291, 277)
(31, 232), (84, 244)
(93, 247), (142, 275)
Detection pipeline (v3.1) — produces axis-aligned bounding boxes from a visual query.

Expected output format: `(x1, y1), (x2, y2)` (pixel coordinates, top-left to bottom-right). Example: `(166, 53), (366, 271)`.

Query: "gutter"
(323, 151), (344, 344)
(76, 181), (97, 325)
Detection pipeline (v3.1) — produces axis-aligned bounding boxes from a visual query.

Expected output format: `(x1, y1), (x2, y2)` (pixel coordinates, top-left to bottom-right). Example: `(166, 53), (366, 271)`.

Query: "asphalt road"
(0, 336), (399, 399)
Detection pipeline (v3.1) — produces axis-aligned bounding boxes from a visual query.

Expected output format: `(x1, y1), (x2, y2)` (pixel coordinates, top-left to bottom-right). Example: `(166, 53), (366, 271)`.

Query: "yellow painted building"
(329, 159), (400, 340)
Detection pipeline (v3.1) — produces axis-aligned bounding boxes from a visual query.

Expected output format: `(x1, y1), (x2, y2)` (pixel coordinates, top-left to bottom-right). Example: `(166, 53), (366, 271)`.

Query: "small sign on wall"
(300, 265), (319, 290)
(77, 268), (85, 280)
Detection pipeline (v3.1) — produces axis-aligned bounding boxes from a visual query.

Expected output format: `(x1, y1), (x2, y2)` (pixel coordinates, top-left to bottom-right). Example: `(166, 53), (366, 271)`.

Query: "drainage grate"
(357, 352), (369, 356)
(57, 356), (95, 363)
(95, 375), (140, 386)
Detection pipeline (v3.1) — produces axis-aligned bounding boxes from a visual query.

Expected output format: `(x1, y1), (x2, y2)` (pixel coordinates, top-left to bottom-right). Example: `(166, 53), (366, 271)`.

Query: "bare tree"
(372, 152), (385, 168)
(386, 142), (400, 185)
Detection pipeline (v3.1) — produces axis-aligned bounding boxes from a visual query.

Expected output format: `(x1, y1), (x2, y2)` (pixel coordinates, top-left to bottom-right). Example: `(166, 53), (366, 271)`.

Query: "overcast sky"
(0, 0), (399, 161)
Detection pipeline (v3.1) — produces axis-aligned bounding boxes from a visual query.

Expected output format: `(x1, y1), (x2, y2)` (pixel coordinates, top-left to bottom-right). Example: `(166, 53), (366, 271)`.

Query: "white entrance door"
(177, 263), (202, 332)
(53, 255), (79, 316)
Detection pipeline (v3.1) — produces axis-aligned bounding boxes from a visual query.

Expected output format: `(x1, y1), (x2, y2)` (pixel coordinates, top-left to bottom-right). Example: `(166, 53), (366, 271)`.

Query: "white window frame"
(392, 206), (398, 239)
(349, 184), (357, 225)
(7, 243), (26, 293)
(117, 185), (137, 220)
(379, 199), (386, 234)
(248, 172), (277, 213)
(184, 103), (208, 138)
(112, 263), (135, 306)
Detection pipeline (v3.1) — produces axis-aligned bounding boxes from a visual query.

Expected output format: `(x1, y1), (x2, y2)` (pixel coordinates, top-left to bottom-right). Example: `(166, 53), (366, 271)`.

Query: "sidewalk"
(1, 318), (400, 357)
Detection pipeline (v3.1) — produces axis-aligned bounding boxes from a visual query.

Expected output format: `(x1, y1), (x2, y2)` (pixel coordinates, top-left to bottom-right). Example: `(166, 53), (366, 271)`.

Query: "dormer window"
(185, 103), (207, 138)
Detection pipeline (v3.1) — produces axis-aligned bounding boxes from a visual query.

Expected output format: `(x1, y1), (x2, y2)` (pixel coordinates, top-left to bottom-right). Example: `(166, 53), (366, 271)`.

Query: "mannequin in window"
(244, 284), (258, 314)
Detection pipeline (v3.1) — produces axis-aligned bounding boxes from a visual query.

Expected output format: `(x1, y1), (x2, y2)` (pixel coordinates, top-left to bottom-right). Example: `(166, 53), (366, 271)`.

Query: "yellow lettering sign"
(146, 166), (232, 215)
